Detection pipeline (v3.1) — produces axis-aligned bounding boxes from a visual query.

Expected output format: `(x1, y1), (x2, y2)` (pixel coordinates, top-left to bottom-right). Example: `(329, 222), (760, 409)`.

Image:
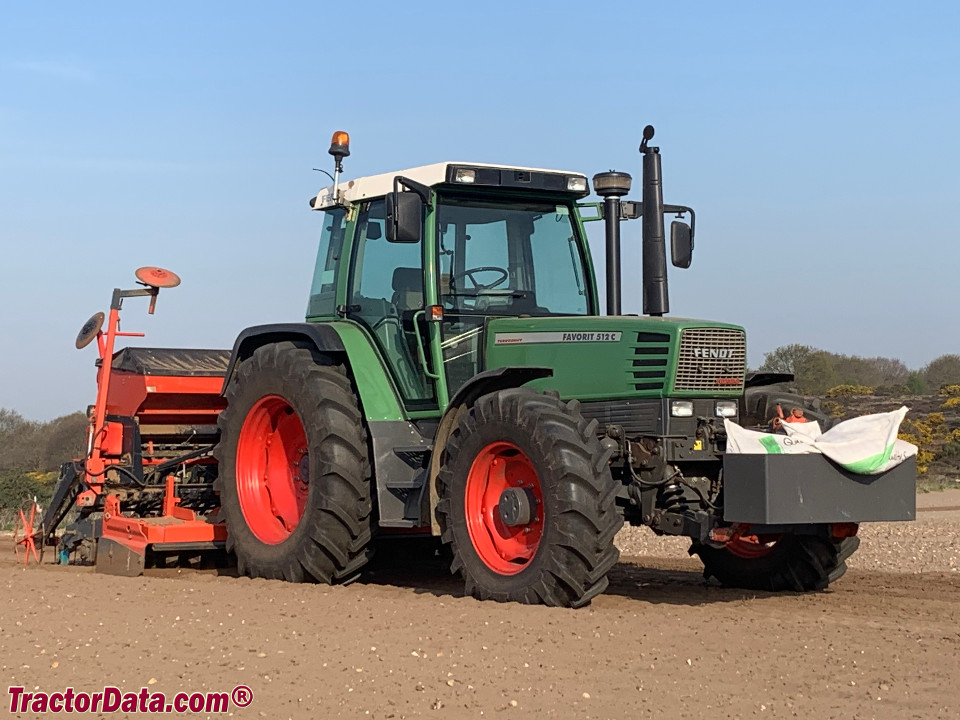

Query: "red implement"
(39, 268), (231, 576)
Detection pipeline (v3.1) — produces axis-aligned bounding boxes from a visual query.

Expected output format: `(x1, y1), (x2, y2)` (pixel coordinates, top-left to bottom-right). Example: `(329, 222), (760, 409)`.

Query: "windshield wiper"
(567, 237), (585, 296)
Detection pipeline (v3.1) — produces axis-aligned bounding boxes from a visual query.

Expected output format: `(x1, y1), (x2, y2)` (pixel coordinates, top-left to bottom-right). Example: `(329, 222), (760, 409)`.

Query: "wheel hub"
(498, 487), (537, 527)
(297, 453), (310, 489)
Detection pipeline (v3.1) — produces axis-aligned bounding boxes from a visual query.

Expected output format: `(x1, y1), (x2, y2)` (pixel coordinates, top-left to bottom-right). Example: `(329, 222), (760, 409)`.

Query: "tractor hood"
(484, 316), (746, 401)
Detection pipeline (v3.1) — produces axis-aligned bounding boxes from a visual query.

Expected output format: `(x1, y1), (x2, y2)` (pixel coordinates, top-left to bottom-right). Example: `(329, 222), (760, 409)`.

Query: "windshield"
(436, 196), (592, 395)
(436, 197), (590, 316)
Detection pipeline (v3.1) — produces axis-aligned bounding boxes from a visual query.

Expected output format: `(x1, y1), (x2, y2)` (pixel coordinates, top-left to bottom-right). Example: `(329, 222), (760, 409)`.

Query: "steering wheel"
(452, 266), (509, 291)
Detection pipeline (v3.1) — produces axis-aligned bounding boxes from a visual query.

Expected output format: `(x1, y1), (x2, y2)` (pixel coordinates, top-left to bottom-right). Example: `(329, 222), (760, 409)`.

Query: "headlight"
(715, 400), (737, 418)
(566, 176), (588, 193)
(454, 168), (476, 183)
(671, 400), (694, 417)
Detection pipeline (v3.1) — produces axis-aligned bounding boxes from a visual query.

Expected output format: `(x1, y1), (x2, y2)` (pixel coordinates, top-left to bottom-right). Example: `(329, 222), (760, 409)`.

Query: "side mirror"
(670, 220), (693, 268)
(385, 191), (423, 243)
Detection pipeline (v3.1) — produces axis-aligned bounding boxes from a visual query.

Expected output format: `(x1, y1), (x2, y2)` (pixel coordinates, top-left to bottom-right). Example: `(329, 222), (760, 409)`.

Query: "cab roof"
(310, 161), (589, 210)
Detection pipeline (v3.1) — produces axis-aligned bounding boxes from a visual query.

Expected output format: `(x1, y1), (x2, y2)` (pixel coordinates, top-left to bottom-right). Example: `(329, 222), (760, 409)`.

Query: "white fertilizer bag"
(724, 406), (917, 475)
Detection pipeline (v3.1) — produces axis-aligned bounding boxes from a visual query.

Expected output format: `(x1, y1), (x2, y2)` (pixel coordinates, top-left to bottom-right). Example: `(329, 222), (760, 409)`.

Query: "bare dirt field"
(2, 491), (959, 720)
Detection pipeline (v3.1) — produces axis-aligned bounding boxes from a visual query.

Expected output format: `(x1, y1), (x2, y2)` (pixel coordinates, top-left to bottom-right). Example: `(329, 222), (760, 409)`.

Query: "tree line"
(0, 409), (87, 515)
(2, 348), (958, 511)
(757, 347), (960, 396)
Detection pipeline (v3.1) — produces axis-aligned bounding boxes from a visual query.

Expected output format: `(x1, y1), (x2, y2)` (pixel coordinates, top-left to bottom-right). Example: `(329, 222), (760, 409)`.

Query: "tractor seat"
(391, 267), (424, 331)
(391, 267), (423, 312)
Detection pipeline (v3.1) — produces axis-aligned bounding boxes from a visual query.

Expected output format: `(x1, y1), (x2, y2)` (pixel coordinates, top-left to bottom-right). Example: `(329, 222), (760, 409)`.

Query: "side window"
(306, 208), (347, 317)
(349, 199), (435, 405)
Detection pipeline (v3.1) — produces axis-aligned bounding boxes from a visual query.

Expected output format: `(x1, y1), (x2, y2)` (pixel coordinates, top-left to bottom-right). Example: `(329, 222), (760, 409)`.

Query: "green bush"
(906, 372), (928, 395)
(0, 471), (55, 511)
(939, 441), (960, 459)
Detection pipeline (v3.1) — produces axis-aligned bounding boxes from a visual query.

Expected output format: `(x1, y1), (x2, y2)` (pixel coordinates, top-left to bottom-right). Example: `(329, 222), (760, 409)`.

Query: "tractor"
(208, 126), (914, 606)
(36, 126), (915, 608)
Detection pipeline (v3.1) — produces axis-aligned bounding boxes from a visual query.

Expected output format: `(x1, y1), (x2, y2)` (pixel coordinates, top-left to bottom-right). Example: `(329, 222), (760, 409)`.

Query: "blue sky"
(1, 1), (957, 420)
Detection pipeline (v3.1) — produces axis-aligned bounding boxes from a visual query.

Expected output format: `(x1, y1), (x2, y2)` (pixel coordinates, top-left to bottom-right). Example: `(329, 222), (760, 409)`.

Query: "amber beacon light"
(328, 131), (350, 161)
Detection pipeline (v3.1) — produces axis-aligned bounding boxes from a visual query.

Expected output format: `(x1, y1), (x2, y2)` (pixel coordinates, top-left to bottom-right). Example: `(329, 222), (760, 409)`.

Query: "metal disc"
(75, 312), (105, 349)
(135, 266), (181, 288)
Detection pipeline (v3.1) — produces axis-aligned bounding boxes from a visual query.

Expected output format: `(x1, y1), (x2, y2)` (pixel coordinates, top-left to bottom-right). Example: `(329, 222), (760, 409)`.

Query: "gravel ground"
(1, 491), (958, 720)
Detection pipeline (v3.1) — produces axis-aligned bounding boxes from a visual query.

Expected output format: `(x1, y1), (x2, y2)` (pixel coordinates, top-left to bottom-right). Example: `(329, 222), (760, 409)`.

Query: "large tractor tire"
(436, 388), (622, 608)
(690, 534), (860, 591)
(214, 343), (373, 583)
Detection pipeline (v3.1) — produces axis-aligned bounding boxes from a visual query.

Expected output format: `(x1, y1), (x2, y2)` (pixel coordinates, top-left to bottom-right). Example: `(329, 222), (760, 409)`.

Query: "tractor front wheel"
(690, 534), (860, 591)
(214, 343), (373, 583)
(437, 388), (622, 607)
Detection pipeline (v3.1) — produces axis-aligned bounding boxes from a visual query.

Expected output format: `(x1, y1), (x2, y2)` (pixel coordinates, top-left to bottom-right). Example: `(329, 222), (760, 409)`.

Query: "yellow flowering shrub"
(826, 385), (876, 398)
(900, 415), (956, 474)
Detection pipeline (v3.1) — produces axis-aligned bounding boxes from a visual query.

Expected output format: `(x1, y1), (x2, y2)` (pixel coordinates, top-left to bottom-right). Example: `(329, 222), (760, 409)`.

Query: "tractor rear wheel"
(436, 388), (621, 607)
(214, 343), (373, 583)
(689, 534), (860, 591)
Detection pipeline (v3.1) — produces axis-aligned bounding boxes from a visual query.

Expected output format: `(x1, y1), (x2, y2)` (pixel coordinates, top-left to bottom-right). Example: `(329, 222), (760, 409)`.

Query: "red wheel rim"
(236, 395), (309, 544)
(464, 441), (543, 575)
(726, 534), (782, 559)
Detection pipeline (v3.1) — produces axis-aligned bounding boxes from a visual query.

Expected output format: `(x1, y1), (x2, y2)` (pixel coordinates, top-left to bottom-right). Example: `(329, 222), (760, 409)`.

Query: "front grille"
(675, 328), (746, 392)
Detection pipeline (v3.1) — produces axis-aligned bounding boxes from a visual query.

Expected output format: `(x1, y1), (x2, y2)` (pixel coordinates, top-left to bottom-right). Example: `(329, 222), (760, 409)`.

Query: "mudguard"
(221, 323), (345, 391)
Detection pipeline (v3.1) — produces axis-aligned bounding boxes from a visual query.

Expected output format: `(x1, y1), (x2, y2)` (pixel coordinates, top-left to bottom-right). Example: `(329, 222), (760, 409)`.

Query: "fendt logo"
(692, 347), (734, 359)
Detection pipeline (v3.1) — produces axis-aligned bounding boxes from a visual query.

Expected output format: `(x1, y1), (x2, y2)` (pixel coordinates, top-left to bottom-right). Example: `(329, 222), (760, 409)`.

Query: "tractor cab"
(308, 157), (600, 410)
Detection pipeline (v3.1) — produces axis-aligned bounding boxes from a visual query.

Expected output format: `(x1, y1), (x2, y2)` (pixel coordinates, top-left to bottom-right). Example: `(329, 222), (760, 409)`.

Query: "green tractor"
(213, 127), (914, 607)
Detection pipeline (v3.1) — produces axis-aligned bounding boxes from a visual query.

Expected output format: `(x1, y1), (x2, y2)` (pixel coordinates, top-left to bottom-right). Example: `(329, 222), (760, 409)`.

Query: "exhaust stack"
(592, 170), (633, 316)
(640, 125), (668, 317)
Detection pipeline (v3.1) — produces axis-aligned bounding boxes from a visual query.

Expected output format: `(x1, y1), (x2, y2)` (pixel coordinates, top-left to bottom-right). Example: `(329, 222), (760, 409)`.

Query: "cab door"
(346, 197), (443, 411)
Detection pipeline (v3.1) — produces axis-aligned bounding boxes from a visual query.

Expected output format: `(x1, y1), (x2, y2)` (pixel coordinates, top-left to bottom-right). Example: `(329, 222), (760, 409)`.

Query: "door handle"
(411, 310), (441, 380)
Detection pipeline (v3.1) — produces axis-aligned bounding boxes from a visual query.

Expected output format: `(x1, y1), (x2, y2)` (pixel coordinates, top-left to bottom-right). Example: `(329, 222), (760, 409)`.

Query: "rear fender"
(425, 366), (553, 534)
(222, 322), (406, 422)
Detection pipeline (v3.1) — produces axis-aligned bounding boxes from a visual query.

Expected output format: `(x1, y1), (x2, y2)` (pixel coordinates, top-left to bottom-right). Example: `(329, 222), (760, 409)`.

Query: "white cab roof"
(311, 161), (586, 210)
